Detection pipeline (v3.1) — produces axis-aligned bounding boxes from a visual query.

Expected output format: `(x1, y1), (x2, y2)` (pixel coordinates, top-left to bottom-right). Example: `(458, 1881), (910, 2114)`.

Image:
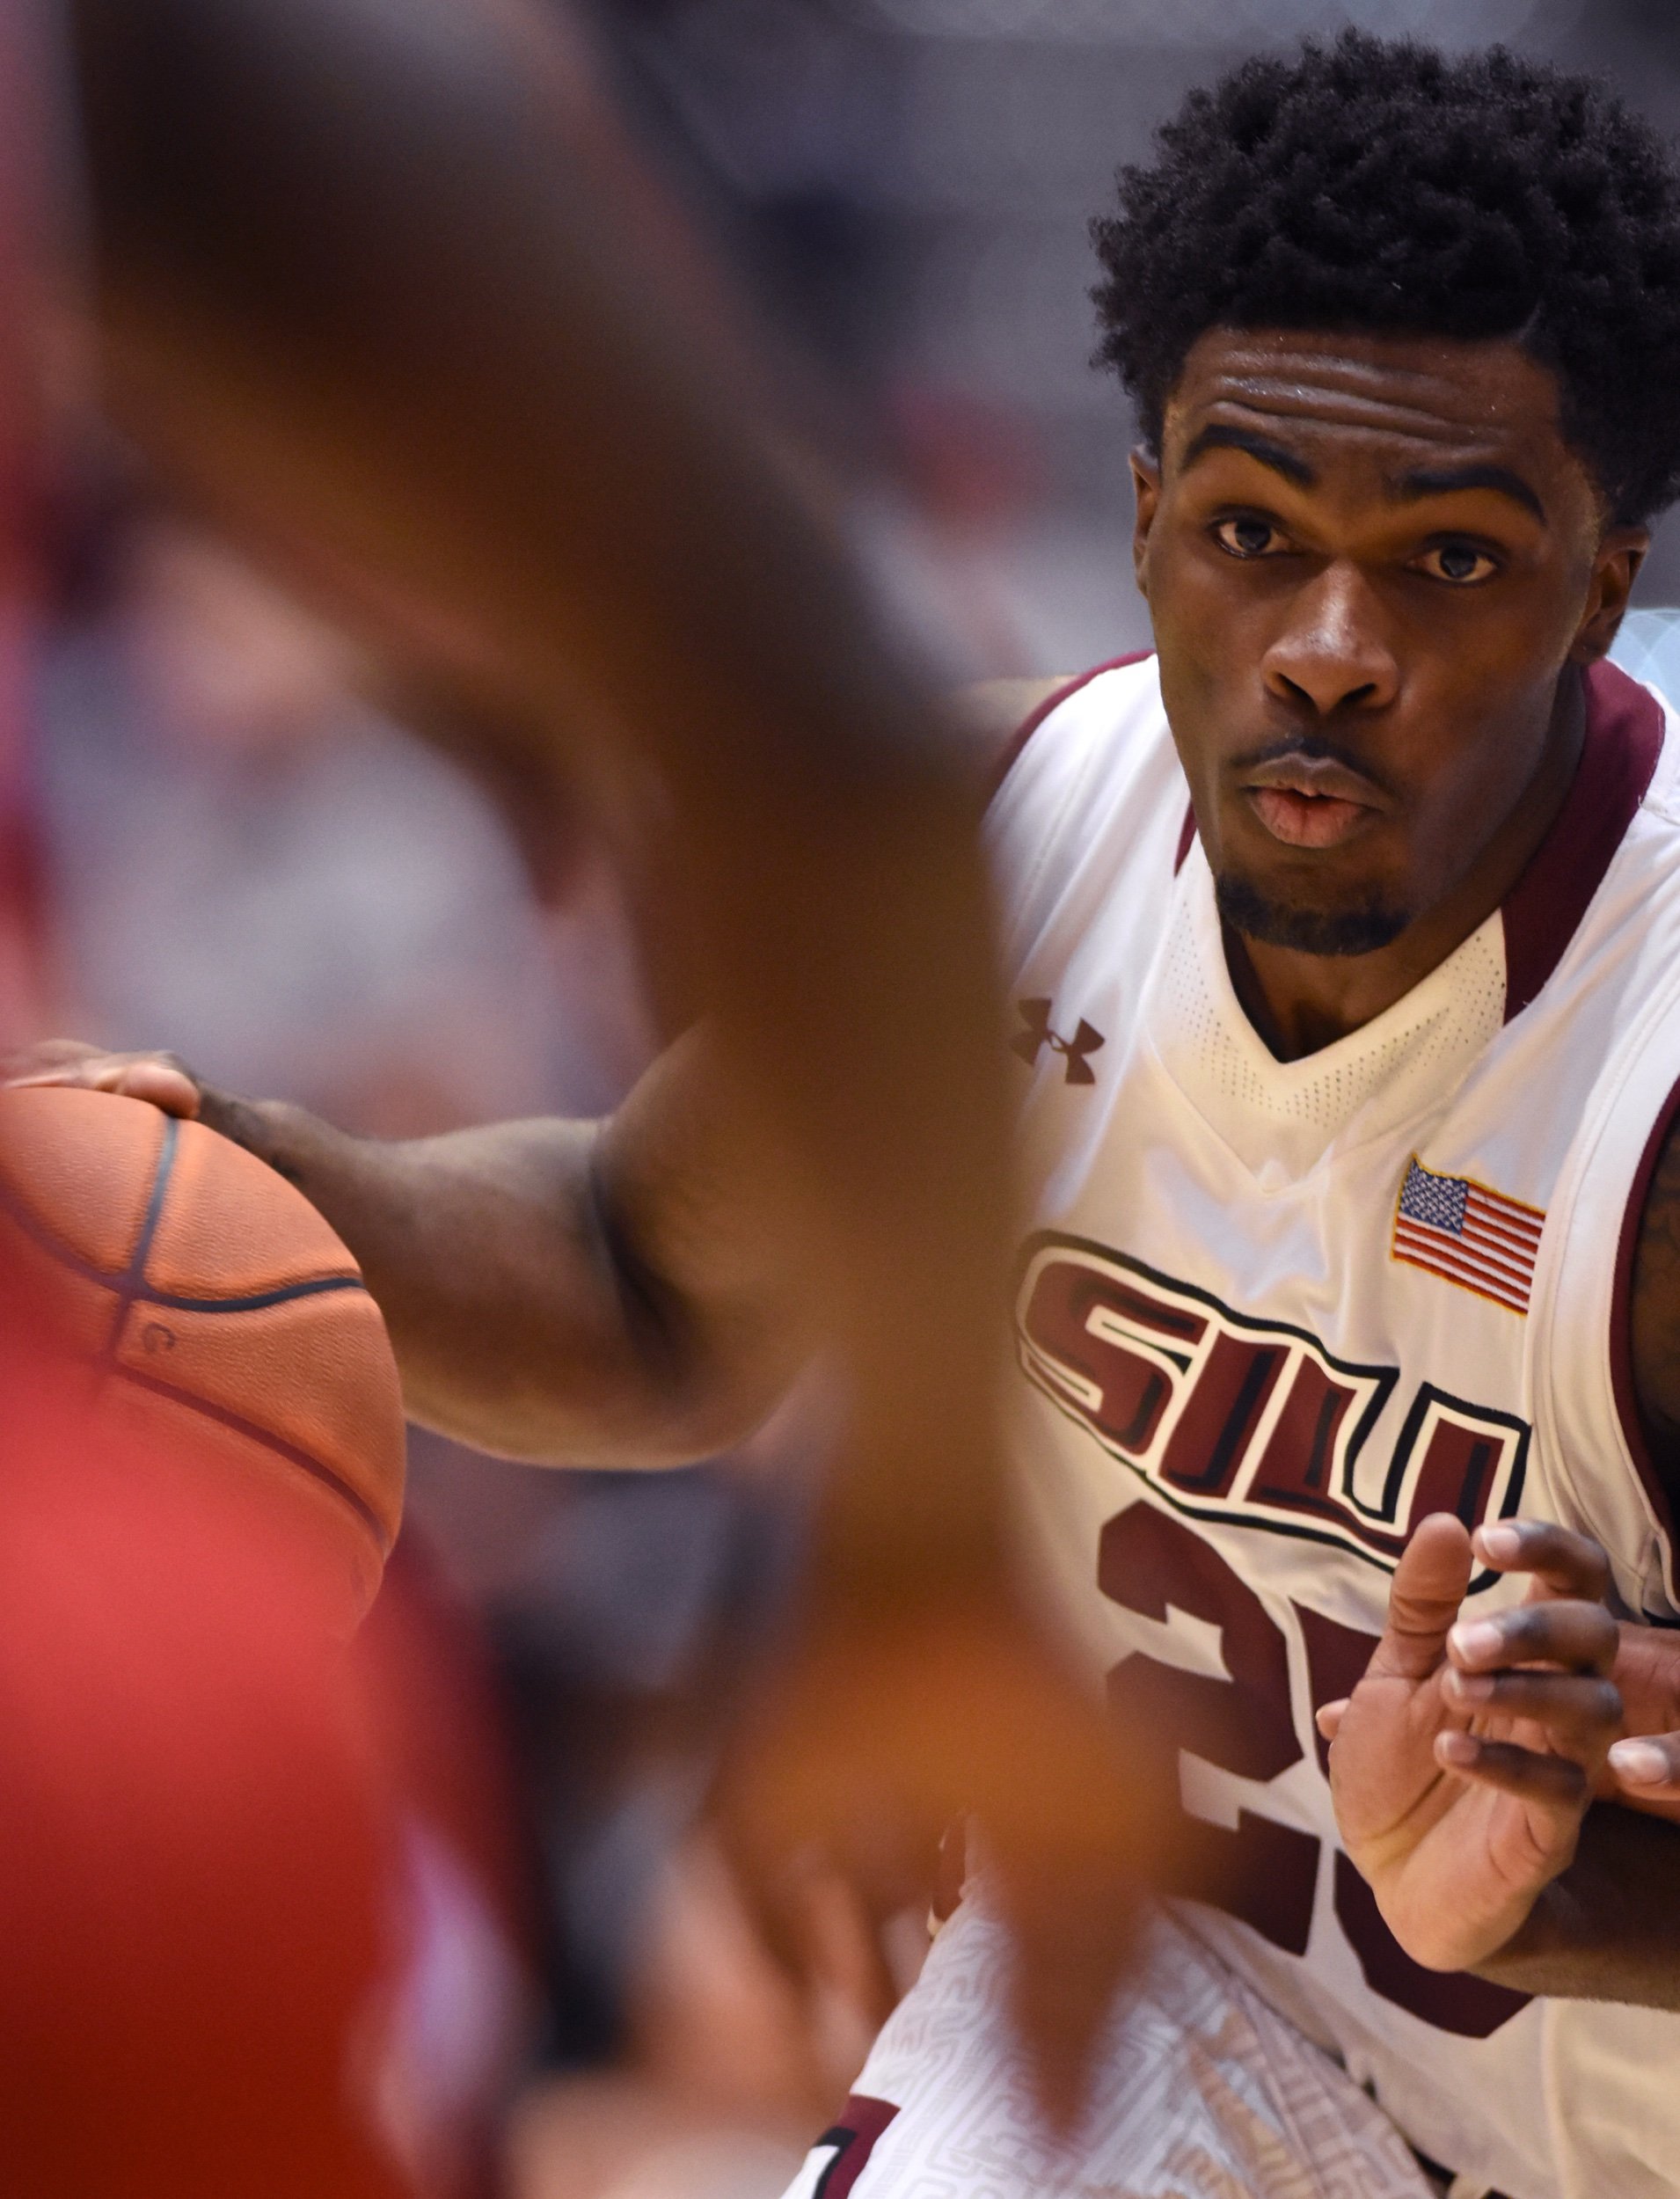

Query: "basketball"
(0, 1085), (405, 1628)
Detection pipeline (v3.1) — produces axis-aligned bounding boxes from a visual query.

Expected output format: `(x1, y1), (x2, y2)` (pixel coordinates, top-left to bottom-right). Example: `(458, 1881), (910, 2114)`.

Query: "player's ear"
(1131, 447), (1162, 595)
(1571, 524), (1647, 663)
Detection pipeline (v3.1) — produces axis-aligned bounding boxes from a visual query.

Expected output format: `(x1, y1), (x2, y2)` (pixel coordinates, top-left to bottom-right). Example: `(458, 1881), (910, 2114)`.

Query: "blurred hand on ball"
(5, 1040), (206, 1118)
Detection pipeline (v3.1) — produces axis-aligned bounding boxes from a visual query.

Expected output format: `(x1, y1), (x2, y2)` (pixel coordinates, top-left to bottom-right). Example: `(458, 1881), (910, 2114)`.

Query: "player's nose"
(1261, 562), (1399, 718)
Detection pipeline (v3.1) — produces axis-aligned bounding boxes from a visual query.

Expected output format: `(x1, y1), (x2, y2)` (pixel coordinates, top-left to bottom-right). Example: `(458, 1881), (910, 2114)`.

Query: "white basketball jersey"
(990, 654), (1680, 2199)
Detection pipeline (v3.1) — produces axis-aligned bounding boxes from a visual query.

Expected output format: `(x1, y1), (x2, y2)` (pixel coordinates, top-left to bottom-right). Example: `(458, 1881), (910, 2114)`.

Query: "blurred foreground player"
(38, 33), (1680, 2199)
(18, 0), (1146, 2115)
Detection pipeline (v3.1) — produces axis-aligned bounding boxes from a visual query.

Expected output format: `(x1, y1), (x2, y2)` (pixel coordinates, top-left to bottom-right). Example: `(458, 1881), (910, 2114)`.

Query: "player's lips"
(1239, 754), (1388, 851)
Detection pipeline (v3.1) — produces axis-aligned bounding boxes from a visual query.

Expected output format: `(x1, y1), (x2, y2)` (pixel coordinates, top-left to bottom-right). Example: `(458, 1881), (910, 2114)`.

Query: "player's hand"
(714, 1586), (1163, 2129)
(1606, 1621), (1680, 1817)
(3, 1041), (204, 1119)
(1320, 1532), (1680, 1823)
(1317, 1513), (1620, 1974)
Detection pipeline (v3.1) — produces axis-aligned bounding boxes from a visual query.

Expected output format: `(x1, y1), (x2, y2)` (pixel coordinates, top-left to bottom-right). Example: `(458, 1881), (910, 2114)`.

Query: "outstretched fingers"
(1438, 1552), (1621, 1788)
(1434, 1729), (1592, 1816)
(1471, 1518), (1611, 1604)
(1447, 1597), (1618, 1679)
(1444, 1668), (1620, 1750)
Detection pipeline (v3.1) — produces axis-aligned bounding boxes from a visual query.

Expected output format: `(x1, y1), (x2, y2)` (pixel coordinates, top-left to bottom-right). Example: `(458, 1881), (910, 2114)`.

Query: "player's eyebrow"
(1389, 463), (1546, 524)
(1179, 424), (1316, 486)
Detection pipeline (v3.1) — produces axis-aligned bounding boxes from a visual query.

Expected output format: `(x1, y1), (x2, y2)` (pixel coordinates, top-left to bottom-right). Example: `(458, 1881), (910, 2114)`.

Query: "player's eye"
(1413, 540), (1501, 585)
(1212, 515), (1288, 559)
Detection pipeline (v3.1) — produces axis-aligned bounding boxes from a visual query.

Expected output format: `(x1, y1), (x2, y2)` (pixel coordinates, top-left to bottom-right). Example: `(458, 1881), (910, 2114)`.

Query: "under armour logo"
(1012, 997), (1105, 1085)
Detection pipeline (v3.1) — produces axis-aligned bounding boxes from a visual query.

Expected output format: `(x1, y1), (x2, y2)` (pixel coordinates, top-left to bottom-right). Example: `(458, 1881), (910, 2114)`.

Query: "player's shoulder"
(946, 676), (1072, 771)
(1530, 658), (1680, 1613)
(1600, 625), (1680, 873)
(979, 651), (1175, 854)
(975, 653), (1184, 953)
(972, 652), (1165, 800)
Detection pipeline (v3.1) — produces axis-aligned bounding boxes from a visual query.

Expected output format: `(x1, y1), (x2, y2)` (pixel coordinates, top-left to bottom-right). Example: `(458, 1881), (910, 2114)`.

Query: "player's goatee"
(1214, 871), (1411, 958)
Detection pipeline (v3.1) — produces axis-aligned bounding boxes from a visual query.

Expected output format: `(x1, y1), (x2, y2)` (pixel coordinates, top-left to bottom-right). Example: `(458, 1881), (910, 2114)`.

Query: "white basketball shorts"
(778, 1898), (1437, 2199)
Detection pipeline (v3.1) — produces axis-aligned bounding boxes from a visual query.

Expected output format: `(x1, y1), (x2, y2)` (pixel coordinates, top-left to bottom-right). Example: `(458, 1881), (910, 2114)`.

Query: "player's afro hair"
(1092, 33), (1680, 525)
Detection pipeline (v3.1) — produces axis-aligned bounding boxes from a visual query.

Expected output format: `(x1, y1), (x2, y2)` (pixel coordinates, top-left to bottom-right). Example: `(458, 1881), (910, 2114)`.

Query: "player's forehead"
(1160, 326), (1589, 509)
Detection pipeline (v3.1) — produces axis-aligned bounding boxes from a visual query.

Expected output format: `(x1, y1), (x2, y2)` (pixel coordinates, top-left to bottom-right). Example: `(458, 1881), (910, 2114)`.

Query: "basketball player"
(26, 27), (1680, 2197)
(817, 38), (1680, 2195)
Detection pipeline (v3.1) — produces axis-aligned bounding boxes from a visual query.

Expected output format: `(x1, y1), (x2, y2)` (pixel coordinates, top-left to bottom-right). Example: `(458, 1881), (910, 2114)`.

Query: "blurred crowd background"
(18, 4), (1680, 2196)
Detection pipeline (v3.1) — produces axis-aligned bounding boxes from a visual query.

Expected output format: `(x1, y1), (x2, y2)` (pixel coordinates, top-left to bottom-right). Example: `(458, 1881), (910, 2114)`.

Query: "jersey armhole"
(1610, 1070), (1680, 1552)
(986, 651), (1152, 806)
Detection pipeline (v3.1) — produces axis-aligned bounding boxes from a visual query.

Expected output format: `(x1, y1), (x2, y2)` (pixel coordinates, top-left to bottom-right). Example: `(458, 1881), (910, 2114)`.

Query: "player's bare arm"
(4, 658), (1068, 1465)
(5, 1035), (800, 1466)
(1465, 1800), (1680, 2010)
(0, 659), (1073, 1457)
(1555, 1127), (1680, 1817)
(1629, 1112), (1680, 1586)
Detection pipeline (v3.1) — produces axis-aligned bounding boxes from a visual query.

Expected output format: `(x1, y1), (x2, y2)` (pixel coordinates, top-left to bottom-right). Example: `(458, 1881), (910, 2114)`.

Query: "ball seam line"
(113, 1363), (395, 1552)
(140, 1276), (367, 1314)
(0, 1173), (363, 1307)
(106, 1117), (182, 1365)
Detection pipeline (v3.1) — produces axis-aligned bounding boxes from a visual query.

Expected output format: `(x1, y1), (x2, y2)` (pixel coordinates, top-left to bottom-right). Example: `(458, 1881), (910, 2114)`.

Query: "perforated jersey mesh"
(1153, 884), (1506, 1173)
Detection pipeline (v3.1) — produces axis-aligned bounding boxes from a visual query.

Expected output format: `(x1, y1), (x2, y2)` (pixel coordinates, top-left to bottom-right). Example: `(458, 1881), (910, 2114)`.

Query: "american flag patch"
(1391, 1157), (1545, 1315)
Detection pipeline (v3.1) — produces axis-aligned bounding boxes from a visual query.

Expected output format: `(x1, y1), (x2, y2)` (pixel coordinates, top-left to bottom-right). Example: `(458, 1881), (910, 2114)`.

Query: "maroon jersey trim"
(1610, 1069), (1680, 1573)
(1501, 660), (1664, 1023)
(811, 2096), (901, 2199)
(988, 651), (1152, 802)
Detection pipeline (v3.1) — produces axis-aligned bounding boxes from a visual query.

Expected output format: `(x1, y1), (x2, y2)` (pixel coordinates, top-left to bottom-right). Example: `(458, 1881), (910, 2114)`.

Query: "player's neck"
(1225, 673), (1587, 1062)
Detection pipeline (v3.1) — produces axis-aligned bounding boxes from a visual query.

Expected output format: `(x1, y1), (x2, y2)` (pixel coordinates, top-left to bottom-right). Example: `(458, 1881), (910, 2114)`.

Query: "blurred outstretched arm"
(55, 0), (1153, 2104)
(69, 0), (1013, 1605)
